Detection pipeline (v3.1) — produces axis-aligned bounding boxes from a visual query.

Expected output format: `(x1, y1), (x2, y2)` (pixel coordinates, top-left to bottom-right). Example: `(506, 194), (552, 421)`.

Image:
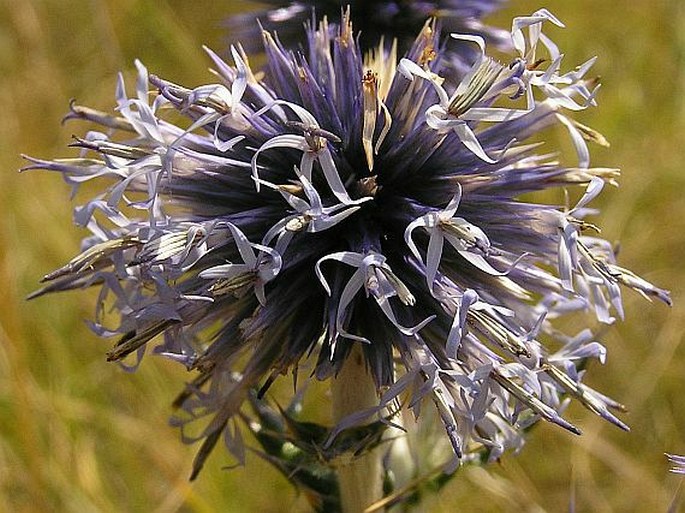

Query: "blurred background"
(1, 0), (684, 511)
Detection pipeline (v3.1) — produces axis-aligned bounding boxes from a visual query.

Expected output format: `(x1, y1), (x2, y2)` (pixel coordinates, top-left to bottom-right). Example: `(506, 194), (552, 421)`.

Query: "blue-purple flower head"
(228, 0), (511, 74)
(26, 9), (670, 480)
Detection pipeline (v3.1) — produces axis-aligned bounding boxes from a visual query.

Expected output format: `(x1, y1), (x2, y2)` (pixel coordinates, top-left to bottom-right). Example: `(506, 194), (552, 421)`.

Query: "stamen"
(448, 58), (502, 117)
(362, 70), (379, 171)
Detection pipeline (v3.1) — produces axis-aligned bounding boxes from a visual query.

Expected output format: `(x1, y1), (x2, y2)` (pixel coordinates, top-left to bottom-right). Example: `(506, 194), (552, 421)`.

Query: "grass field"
(1, 1), (684, 511)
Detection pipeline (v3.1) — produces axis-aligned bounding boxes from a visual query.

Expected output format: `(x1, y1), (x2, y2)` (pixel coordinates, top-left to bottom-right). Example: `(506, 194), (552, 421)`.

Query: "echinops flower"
(227, 0), (511, 74)
(25, 7), (670, 502)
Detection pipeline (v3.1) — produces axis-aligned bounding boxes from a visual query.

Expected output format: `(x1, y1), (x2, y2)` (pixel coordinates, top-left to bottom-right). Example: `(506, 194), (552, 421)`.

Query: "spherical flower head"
(25, 8), (670, 487)
(227, 0), (512, 75)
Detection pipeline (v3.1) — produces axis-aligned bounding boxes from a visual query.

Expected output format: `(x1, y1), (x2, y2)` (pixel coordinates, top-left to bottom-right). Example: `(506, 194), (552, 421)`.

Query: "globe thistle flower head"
(25, 8), (671, 485)
(227, 0), (512, 75)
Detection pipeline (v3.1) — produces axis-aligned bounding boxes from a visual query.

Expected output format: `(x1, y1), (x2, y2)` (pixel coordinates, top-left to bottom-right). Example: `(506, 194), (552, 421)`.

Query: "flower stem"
(332, 344), (383, 513)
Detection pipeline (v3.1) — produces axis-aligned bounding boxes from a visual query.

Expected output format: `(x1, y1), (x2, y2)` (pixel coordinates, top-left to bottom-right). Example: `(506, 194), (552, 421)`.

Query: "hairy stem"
(331, 345), (383, 513)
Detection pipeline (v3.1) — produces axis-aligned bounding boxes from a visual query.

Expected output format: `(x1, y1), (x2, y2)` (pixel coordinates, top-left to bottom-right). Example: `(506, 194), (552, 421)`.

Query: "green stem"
(331, 345), (383, 513)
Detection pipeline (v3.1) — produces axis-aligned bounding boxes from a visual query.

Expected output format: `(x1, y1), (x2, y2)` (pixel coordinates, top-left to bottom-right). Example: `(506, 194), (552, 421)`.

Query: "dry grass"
(1, 0), (684, 511)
